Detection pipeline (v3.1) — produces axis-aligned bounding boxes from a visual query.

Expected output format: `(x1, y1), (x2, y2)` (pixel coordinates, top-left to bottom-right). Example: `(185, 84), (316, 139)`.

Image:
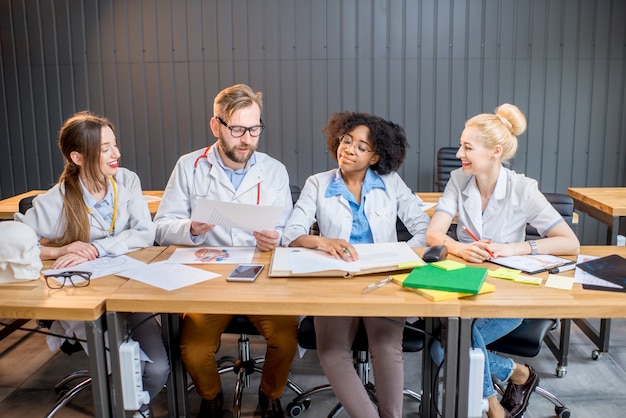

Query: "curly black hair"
(323, 111), (408, 175)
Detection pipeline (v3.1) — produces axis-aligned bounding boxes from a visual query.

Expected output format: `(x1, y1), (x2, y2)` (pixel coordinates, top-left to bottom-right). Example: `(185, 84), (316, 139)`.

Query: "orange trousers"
(180, 313), (298, 400)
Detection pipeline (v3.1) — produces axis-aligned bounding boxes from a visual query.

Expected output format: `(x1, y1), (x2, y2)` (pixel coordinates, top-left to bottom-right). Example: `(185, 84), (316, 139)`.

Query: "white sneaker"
(132, 410), (151, 418)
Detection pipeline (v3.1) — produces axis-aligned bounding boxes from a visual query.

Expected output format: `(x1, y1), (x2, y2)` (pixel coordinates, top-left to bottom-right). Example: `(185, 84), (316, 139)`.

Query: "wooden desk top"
(0, 246), (165, 321)
(106, 246), (625, 321)
(106, 247), (460, 318)
(567, 187), (626, 216)
(459, 246), (626, 319)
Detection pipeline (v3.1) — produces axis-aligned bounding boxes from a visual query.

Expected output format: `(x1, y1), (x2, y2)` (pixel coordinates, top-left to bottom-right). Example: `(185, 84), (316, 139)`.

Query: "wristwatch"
(529, 240), (538, 255)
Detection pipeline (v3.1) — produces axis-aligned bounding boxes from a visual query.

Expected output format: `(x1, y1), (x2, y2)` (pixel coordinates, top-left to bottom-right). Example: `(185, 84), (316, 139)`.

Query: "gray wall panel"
(1, 0), (625, 244)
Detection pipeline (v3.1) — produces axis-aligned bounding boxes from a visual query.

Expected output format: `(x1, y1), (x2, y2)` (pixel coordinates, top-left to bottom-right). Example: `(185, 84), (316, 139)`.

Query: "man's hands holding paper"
(191, 221), (278, 252)
(190, 221), (216, 236)
(254, 230), (279, 252)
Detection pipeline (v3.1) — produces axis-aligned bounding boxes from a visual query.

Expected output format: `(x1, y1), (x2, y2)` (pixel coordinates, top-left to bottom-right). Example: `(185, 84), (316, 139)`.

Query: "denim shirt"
(325, 168), (385, 244)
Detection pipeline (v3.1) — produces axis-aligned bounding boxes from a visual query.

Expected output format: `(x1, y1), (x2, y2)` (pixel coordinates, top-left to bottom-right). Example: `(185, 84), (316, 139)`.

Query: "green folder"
(402, 264), (488, 295)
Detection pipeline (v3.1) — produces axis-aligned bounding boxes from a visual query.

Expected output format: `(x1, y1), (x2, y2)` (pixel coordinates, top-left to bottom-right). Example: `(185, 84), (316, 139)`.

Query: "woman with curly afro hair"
(282, 111), (430, 418)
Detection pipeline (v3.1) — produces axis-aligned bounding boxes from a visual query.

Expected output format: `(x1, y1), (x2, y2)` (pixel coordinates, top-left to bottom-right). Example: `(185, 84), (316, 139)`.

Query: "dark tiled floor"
(1, 318), (625, 417)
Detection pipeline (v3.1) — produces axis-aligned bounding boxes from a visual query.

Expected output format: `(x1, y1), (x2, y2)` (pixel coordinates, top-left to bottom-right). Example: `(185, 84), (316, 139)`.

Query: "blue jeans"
(430, 318), (523, 398)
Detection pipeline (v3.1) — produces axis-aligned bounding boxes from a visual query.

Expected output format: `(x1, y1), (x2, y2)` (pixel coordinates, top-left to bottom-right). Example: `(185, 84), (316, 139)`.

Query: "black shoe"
(258, 388), (284, 418)
(197, 390), (224, 418)
(500, 364), (539, 418)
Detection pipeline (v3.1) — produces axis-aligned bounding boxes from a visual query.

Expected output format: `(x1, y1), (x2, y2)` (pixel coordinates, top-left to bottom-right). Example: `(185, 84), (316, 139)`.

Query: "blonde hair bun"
(495, 103), (527, 136)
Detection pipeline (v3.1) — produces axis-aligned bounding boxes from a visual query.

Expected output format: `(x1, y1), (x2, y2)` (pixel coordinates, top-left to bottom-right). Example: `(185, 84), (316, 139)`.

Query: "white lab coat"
(282, 169), (430, 247)
(154, 143), (293, 246)
(436, 166), (564, 243)
(15, 168), (156, 254)
(14, 167), (156, 361)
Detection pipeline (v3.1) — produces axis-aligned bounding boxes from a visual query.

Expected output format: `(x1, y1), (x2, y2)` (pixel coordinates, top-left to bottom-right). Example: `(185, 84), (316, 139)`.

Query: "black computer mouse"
(423, 245), (448, 262)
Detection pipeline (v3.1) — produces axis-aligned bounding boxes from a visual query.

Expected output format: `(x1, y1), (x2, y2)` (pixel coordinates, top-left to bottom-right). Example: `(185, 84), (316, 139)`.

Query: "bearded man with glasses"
(154, 84), (296, 418)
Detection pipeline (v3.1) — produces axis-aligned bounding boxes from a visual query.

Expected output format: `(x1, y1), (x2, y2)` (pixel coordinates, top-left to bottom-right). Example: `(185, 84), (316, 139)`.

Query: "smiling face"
(336, 125), (380, 175)
(98, 126), (120, 177)
(456, 126), (500, 175)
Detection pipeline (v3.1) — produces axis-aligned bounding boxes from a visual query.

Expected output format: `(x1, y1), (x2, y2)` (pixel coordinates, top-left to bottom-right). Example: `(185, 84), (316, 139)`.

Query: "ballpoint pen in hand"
(361, 276), (393, 294)
(462, 225), (495, 258)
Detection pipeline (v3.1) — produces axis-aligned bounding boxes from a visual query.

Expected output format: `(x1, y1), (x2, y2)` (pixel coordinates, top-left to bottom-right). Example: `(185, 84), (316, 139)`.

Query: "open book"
(269, 242), (425, 278)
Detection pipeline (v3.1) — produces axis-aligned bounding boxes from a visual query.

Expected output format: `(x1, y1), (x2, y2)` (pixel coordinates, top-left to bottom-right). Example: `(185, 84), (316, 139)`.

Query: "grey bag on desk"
(0, 221), (42, 283)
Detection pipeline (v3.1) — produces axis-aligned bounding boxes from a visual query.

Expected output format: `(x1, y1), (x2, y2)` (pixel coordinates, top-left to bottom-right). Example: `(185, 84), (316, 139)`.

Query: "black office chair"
(17, 194), (93, 418)
(435, 147), (462, 192)
(525, 193), (575, 240)
(525, 192), (576, 377)
(287, 317), (424, 417)
(487, 319), (571, 418)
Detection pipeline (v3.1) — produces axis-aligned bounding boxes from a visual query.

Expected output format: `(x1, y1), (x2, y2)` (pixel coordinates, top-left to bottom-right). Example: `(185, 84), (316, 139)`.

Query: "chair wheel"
(591, 349), (602, 360)
(556, 405), (571, 418)
(55, 386), (70, 398)
(556, 365), (567, 378)
(287, 399), (311, 417)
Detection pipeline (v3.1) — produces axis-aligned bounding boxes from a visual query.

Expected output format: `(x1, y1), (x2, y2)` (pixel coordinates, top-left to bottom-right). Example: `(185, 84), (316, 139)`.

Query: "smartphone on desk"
(226, 264), (264, 282)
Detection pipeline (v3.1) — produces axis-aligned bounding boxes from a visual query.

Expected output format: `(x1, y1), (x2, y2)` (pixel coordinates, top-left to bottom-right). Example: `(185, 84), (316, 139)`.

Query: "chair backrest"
(436, 147), (462, 191)
(290, 184), (301, 206)
(18, 195), (38, 215)
(525, 193), (574, 241)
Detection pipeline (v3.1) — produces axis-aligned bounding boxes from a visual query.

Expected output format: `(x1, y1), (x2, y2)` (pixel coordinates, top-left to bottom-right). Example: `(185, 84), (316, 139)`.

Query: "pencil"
(462, 225), (495, 258)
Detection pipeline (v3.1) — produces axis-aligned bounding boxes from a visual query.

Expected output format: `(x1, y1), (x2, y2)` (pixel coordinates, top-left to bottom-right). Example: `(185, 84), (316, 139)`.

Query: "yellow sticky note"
(488, 268), (522, 280)
(431, 260), (466, 271)
(398, 260), (427, 269)
(513, 275), (543, 285)
(544, 274), (574, 290)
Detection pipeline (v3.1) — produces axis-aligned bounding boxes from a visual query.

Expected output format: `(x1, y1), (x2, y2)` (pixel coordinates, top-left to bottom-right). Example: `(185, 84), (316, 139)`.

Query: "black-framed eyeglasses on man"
(44, 271), (92, 289)
(216, 116), (265, 138)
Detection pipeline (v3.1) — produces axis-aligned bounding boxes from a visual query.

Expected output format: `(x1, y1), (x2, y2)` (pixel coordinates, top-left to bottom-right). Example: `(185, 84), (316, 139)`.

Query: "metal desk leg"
(454, 318), (473, 418)
(84, 316), (112, 418)
(421, 318), (436, 418)
(573, 318), (612, 358)
(543, 318), (570, 377)
(107, 311), (133, 418)
(608, 216), (620, 245)
(442, 318), (460, 418)
(162, 313), (189, 418)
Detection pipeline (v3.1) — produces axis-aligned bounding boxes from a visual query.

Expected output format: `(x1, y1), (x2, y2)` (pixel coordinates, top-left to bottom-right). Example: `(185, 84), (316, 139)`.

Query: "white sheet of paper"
(545, 274), (575, 290)
(116, 261), (220, 291)
(42, 255), (146, 279)
(288, 250), (361, 274)
(286, 242), (422, 274)
(166, 246), (255, 264)
(191, 199), (284, 232)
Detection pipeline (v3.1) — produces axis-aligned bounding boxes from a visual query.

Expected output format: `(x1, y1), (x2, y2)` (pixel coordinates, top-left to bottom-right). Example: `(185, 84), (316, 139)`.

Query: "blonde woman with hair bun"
(425, 104), (579, 418)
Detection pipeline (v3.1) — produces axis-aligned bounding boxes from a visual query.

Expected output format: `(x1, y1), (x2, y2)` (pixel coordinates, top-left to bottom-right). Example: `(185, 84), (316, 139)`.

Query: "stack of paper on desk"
(269, 242), (425, 277)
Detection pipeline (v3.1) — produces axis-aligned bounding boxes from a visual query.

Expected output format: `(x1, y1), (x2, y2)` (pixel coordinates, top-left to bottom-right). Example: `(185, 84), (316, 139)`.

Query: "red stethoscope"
(193, 145), (261, 205)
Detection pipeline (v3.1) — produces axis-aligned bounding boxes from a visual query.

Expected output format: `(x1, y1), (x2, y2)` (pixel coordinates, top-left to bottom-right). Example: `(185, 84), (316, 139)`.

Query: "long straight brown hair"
(54, 111), (116, 246)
